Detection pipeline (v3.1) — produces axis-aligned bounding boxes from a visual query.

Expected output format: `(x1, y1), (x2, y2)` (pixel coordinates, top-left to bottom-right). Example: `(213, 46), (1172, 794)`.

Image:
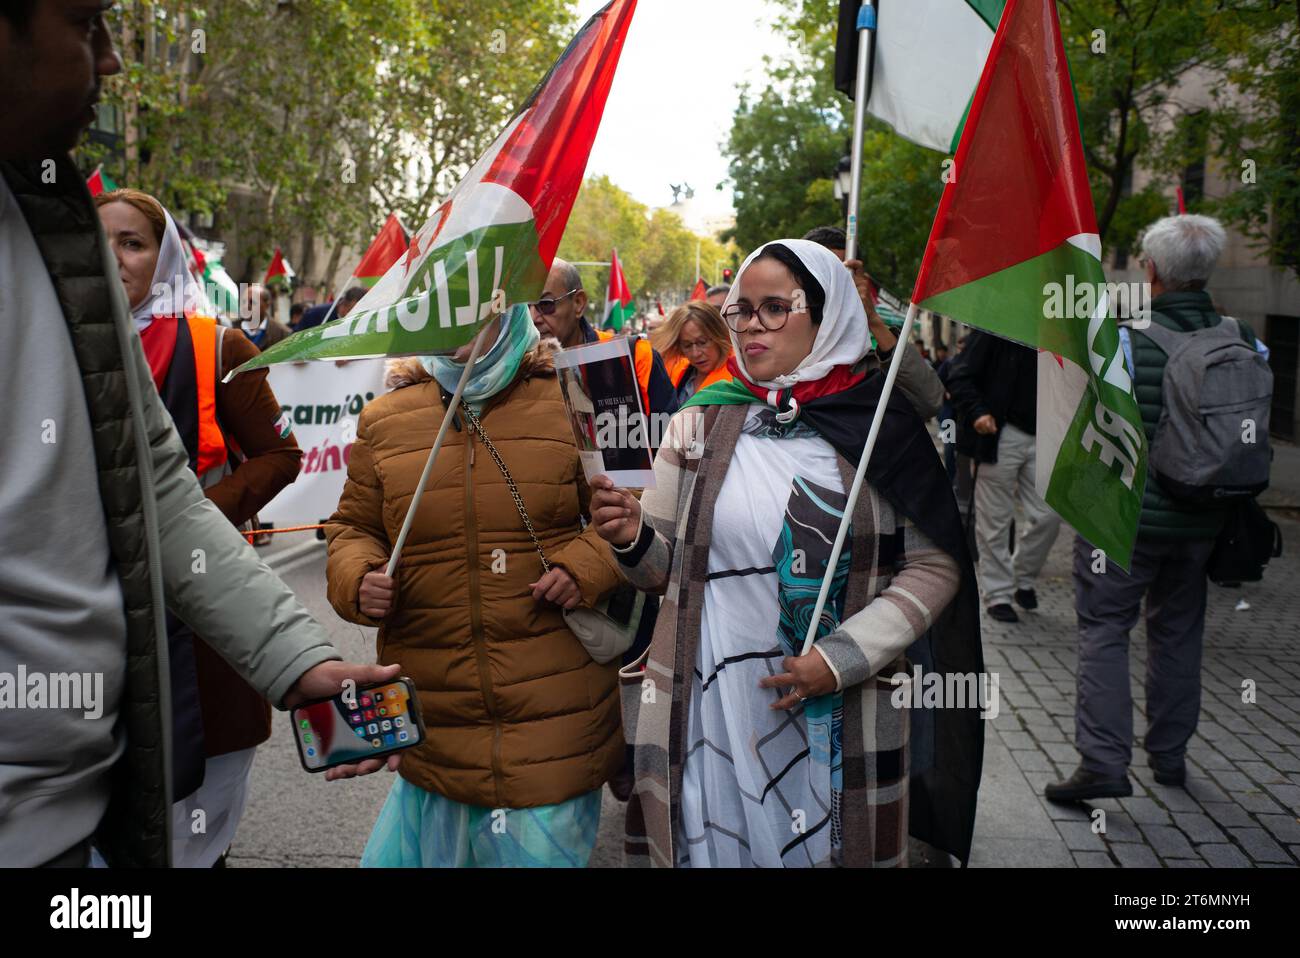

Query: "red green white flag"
(355, 213), (410, 287)
(911, 0), (1146, 569)
(86, 165), (118, 197)
(231, 0), (638, 377)
(602, 248), (634, 331)
(263, 247), (295, 286)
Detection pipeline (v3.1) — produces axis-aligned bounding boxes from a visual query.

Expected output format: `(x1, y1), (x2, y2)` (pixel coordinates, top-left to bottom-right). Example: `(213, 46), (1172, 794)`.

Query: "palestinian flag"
(689, 277), (708, 302)
(836, 0), (1003, 154)
(602, 248), (634, 331)
(263, 247), (295, 286)
(355, 213), (410, 286)
(86, 165), (118, 197)
(230, 0), (638, 377)
(910, 0), (1145, 569)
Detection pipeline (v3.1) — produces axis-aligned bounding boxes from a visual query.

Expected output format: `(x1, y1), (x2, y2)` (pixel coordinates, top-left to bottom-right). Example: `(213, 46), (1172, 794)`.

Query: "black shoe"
(1044, 765), (1133, 803)
(1150, 757), (1186, 787)
(1014, 588), (1038, 610)
(987, 603), (1020, 623)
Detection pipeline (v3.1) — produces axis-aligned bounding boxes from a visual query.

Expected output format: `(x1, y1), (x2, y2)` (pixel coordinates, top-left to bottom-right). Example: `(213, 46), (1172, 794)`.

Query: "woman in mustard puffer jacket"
(326, 304), (624, 867)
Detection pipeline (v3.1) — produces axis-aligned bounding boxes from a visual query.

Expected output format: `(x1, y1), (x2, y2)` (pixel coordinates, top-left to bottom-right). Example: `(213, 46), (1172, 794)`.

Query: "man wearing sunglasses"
(530, 258), (677, 426)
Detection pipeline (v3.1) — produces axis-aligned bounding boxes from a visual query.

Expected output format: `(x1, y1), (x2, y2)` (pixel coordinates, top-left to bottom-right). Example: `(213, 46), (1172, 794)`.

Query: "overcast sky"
(573, 0), (787, 221)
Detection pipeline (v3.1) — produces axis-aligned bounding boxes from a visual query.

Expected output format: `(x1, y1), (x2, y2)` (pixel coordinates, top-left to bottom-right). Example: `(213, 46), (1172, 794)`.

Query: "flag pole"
(384, 322), (491, 577)
(799, 301), (915, 657)
(844, 1), (877, 263)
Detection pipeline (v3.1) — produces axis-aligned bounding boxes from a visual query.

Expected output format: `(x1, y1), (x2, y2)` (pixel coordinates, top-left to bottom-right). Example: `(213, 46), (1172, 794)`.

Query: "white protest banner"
(258, 359), (388, 526)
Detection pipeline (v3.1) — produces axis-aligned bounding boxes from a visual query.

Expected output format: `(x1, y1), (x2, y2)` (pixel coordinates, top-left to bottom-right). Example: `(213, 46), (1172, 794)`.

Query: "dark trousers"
(1071, 533), (1216, 776)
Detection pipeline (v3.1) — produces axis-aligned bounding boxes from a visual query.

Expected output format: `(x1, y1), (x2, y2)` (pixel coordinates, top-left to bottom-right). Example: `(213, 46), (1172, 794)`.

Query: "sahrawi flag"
(230, 0), (638, 377)
(836, 0), (1004, 154)
(602, 248), (634, 331)
(86, 165), (118, 197)
(355, 213), (410, 287)
(910, 0), (1146, 569)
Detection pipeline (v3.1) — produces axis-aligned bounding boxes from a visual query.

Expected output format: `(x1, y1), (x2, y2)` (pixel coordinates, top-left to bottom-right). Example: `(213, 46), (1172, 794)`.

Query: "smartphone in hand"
(291, 676), (426, 773)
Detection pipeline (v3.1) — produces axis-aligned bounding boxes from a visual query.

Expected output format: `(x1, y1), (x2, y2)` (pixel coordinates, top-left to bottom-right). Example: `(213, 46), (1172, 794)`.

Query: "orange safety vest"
(596, 328), (657, 417)
(183, 315), (229, 477)
(664, 352), (690, 386)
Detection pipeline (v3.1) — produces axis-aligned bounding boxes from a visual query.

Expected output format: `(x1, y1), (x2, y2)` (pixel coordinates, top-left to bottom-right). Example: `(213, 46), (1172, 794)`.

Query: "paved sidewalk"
(965, 448), (1300, 867)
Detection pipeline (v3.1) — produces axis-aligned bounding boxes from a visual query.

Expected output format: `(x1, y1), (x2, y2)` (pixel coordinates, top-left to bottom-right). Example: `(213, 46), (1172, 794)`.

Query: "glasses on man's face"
(721, 299), (802, 332)
(528, 289), (579, 317)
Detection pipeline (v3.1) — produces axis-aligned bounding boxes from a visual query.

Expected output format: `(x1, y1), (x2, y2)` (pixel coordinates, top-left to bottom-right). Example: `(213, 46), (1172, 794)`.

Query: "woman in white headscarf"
(591, 239), (984, 868)
(96, 188), (303, 867)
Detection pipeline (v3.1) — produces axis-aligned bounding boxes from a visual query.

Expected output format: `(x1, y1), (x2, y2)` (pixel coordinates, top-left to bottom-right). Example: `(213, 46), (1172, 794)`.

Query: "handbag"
(461, 405), (645, 665)
(1207, 497), (1283, 586)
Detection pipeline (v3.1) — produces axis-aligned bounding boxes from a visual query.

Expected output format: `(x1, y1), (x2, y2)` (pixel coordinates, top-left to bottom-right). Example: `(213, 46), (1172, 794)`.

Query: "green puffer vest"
(1130, 290), (1253, 541)
(1, 157), (169, 867)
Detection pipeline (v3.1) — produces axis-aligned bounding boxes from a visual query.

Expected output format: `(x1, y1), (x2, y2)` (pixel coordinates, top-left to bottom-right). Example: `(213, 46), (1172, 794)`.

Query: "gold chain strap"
(460, 405), (552, 574)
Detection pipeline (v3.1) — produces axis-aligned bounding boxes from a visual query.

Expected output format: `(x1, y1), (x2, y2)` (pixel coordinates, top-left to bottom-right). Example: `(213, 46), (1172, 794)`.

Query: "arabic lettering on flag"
(229, 0), (638, 378)
(602, 248), (635, 331)
(910, 0), (1146, 569)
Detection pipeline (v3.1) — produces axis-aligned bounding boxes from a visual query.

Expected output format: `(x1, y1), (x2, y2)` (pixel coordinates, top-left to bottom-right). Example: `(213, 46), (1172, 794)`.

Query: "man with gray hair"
(1047, 214), (1270, 803)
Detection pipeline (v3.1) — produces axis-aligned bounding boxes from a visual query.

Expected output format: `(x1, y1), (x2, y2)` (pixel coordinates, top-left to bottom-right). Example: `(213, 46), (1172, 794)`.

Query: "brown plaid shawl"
(617, 403), (977, 867)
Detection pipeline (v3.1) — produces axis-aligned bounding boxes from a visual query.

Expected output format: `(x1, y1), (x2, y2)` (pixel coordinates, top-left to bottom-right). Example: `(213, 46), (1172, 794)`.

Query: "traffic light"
(722, 268), (733, 283)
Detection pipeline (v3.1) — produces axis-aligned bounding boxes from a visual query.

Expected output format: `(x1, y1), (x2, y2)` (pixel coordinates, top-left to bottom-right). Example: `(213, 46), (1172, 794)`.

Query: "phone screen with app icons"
(291, 678), (425, 772)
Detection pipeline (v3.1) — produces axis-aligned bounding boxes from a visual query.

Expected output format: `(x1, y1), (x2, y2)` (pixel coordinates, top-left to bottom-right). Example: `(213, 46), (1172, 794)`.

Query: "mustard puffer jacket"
(326, 343), (624, 809)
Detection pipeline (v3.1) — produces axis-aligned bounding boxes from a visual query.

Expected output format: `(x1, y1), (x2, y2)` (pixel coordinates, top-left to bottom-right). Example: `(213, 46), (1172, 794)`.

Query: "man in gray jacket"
(0, 0), (397, 868)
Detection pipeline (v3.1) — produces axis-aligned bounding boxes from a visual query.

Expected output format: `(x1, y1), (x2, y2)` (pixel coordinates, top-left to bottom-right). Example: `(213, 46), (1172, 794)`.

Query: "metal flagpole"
(384, 322), (491, 577)
(799, 302), (916, 657)
(844, 1), (878, 263)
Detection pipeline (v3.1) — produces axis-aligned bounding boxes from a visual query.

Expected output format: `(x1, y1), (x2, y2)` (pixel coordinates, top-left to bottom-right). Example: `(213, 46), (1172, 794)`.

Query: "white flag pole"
(384, 322), (491, 577)
(844, 1), (877, 263)
(799, 301), (916, 657)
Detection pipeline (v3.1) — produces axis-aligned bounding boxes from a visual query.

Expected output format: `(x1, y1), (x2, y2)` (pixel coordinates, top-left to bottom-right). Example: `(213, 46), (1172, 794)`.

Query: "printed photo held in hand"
(554, 336), (657, 488)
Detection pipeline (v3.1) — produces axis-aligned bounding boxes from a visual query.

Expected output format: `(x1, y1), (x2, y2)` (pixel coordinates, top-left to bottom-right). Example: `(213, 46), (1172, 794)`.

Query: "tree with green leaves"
(92, 1), (574, 286)
(558, 175), (737, 308)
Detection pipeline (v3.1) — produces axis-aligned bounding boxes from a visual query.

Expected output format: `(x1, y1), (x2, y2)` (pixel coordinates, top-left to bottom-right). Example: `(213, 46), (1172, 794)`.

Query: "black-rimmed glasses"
(721, 300), (803, 332)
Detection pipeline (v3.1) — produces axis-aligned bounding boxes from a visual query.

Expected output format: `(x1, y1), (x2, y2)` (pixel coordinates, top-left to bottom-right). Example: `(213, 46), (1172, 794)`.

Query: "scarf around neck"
(131, 208), (203, 333)
(422, 303), (539, 411)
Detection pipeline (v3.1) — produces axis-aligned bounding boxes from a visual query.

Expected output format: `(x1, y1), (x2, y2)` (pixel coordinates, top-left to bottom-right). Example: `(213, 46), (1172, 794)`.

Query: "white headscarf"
(129, 208), (202, 332)
(722, 238), (872, 390)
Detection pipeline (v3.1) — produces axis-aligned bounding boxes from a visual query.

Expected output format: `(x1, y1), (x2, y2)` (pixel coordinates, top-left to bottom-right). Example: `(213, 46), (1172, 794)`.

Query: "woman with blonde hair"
(651, 301), (733, 406)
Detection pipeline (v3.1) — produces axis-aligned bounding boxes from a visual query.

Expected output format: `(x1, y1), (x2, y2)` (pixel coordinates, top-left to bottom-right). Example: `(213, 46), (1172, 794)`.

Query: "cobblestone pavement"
(971, 512), (1300, 868)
